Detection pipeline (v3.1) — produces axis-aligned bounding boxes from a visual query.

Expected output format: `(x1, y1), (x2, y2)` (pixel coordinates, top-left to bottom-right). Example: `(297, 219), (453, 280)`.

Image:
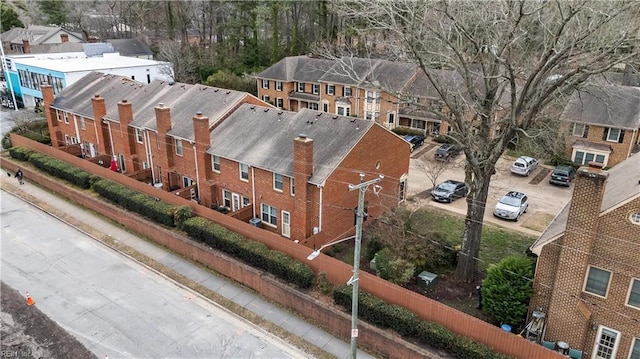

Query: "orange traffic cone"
(26, 292), (35, 306)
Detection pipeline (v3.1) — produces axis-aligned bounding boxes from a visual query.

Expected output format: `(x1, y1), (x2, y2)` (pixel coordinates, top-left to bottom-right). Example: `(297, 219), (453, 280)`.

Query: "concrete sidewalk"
(0, 171), (377, 359)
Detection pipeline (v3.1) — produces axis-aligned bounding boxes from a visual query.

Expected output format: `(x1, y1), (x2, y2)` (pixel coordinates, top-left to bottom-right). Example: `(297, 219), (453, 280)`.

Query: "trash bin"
(249, 218), (263, 228)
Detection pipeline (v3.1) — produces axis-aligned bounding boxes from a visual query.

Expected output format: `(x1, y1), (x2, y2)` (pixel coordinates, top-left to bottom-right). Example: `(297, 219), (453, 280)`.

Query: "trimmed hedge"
(8, 147), (91, 189)
(92, 179), (176, 227)
(333, 286), (511, 359)
(8, 147), (34, 162)
(182, 217), (314, 289)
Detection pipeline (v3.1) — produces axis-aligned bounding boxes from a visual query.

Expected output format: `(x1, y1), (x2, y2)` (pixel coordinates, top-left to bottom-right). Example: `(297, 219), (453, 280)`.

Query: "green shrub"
(174, 205), (194, 229)
(8, 147), (34, 161)
(374, 248), (415, 286)
(333, 286), (510, 358)
(27, 152), (92, 188)
(182, 217), (314, 288)
(481, 256), (534, 328)
(92, 179), (176, 226)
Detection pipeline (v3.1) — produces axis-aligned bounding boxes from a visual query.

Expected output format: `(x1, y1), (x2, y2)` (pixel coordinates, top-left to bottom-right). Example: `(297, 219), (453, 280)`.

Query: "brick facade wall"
(564, 122), (639, 167)
(530, 166), (640, 358)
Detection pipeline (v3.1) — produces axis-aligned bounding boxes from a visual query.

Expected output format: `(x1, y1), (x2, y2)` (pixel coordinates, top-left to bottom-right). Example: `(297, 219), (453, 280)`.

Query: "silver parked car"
(510, 156), (538, 176)
(493, 191), (529, 221)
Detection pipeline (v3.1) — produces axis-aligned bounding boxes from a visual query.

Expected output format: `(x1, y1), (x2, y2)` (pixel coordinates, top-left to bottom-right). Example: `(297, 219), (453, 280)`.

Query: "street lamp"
(307, 173), (383, 359)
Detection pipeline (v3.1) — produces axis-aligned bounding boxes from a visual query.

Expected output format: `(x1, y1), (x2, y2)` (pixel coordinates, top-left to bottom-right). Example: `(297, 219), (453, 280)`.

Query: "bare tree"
(416, 156), (457, 189)
(330, 0), (640, 281)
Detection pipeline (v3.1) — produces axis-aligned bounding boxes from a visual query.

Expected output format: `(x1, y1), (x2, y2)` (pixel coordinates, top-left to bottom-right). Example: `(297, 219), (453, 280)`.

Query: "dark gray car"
(431, 180), (468, 203)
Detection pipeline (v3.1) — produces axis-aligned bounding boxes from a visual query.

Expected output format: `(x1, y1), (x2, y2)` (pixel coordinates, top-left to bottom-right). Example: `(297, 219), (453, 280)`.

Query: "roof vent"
(158, 102), (164, 107)
(263, 108), (269, 112)
(250, 105), (256, 110)
(317, 112), (322, 117)
(299, 133), (307, 138)
(196, 111), (202, 116)
(226, 91), (231, 94)
(214, 89), (219, 92)
(333, 115), (339, 119)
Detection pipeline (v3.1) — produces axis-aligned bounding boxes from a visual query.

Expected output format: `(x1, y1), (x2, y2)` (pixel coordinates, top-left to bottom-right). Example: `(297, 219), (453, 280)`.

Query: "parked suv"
(511, 156), (538, 176)
(434, 143), (460, 161)
(403, 135), (425, 152)
(549, 165), (576, 187)
(493, 191), (529, 221)
(430, 180), (468, 203)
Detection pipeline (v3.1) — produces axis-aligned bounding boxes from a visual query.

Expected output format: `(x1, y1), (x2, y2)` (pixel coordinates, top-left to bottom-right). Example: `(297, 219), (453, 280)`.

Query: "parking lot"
(407, 142), (574, 236)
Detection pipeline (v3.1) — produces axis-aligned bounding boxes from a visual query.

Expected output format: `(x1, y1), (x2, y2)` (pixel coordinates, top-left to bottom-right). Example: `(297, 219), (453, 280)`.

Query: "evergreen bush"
(8, 147), (34, 161)
(27, 152), (92, 188)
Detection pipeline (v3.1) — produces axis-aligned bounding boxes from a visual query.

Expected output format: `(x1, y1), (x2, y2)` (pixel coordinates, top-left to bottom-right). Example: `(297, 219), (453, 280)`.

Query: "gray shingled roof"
(51, 72), (143, 118)
(106, 39), (153, 57)
(52, 72), (255, 142)
(206, 105), (374, 185)
(531, 152), (640, 254)
(560, 84), (640, 130)
(1, 26), (83, 45)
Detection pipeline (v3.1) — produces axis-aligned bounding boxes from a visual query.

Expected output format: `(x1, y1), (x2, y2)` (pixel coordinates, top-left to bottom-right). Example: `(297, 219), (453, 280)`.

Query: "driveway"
(407, 143), (573, 236)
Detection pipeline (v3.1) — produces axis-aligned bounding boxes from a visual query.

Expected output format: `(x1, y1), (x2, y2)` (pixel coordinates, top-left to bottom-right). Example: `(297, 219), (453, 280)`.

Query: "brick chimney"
(41, 83), (60, 147)
(91, 95), (109, 155)
(545, 162), (609, 346)
(293, 134), (314, 240)
(155, 103), (174, 188)
(22, 39), (30, 54)
(60, 33), (69, 43)
(117, 99), (135, 172)
(193, 112), (213, 205)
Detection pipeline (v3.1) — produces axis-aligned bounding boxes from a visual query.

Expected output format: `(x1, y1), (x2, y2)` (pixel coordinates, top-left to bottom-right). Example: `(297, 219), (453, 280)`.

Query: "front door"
(232, 193), (240, 212)
(281, 211), (290, 238)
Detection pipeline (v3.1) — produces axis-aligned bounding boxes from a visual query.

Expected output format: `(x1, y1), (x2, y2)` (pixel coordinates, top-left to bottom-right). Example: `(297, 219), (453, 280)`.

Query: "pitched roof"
(560, 84), (640, 130)
(51, 72), (142, 119)
(531, 153), (640, 254)
(106, 39), (153, 57)
(51, 71), (259, 141)
(206, 105), (375, 185)
(1, 26), (83, 45)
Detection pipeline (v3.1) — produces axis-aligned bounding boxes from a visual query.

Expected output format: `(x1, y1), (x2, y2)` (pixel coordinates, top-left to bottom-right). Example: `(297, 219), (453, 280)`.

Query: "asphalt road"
(0, 191), (311, 359)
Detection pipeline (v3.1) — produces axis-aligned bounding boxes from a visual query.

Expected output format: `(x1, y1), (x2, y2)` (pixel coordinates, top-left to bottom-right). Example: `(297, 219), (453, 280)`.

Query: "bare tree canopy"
(332, 0), (640, 281)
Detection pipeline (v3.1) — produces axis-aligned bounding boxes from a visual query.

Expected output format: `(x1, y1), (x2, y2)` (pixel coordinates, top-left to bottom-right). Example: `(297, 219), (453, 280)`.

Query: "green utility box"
(417, 271), (438, 291)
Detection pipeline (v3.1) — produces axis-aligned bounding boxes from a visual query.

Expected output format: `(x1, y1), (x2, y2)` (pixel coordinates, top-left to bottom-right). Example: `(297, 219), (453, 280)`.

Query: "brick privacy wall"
(7, 134), (566, 359)
(530, 167), (640, 358)
(564, 123), (638, 167)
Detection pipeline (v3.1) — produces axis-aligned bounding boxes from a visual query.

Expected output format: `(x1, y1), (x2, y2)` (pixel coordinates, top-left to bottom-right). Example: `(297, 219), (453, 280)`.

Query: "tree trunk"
(455, 173), (491, 282)
(271, 2), (279, 63)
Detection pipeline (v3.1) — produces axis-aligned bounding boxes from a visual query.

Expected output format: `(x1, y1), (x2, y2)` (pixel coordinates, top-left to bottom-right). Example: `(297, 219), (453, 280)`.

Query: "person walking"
(15, 168), (24, 185)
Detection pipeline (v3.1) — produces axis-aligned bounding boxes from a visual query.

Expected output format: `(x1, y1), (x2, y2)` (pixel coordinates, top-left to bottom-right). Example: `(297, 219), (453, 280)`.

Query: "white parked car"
(511, 156), (538, 176)
(493, 191), (529, 221)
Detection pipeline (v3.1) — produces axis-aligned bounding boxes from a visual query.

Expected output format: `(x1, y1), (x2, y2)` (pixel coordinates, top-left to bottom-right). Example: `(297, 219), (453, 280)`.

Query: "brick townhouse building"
(559, 75), (640, 168)
(529, 153), (640, 359)
(41, 72), (411, 244)
(255, 55), (480, 136)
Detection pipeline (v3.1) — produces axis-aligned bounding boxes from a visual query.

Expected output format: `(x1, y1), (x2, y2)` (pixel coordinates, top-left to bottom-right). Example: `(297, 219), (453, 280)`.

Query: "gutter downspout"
(144, 130), (155, 182)
(251, 166), (256, 218)
(105, 120), (115, 157)
(72, 114), (81, 146)
(318, 185), (323, 233)
(192, 142), (199, 199)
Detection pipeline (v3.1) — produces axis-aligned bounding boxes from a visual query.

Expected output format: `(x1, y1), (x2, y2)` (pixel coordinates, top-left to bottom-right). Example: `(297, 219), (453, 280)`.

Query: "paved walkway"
(0, 169), (377, 359)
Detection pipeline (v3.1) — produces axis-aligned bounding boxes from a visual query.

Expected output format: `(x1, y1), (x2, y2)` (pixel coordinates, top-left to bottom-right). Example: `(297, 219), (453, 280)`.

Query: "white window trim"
(262, 95), (270, 103)
(312, 84), (320, 94)
(337, 105), (350, 116)
(273, 173), (284, 192)
(261, 203), (277, 227)
(592, 325), (621, 359)
(135, 128), (143, 143)
(290, 177), (295, 196)
(631, 212), (640, 225)
(64, 112), (69, 124)
(606, 127), (621, 142)
(275, 81), (282, 91)
(571, 148), (610, 167)
(628, 337), (640, 359)
(327, 84), (335, 95)
(626, 278), (640, 310)
(239, 163), (249, 182)
(583, 265), (612, 298)
(212, 155), (220, 173)
(56, 110), (61, 122)
(572, 123), (586, 137)
(261, 79), (269, 89)
(175, 139), (183, 156)
(276, 98), (283, 109)
(309, 103), (319, 111)
(344, 86), (352, 97)
(297, 82), (305, 92)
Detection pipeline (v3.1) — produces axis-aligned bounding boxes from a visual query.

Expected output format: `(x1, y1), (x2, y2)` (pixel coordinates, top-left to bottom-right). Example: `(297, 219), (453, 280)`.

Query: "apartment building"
(41, 72), (411, 244)
(529, 154), (640, 358)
